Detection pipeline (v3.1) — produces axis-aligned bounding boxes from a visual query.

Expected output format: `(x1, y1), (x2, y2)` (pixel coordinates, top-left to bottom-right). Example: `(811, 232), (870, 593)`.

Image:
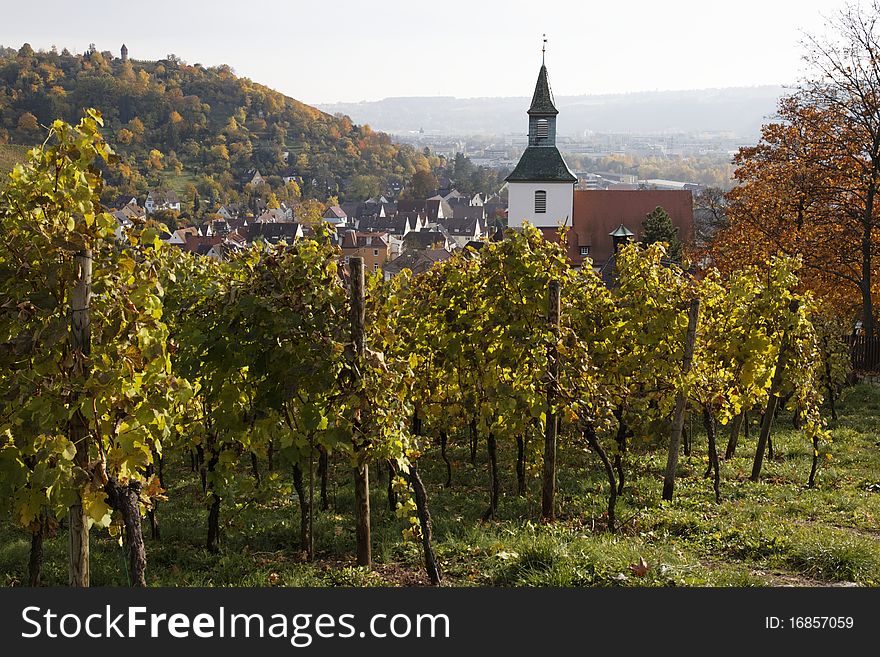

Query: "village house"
(249, 222), (304, 245)
(437, 216), (484, 249)
(255, 208), (292, 223)
(357, 215), (418, 237)
(323, 205), (348, 226)
(340, 230), (391, 273)
(145, 189), (181, 214)
(383, 248), (453, 280)
(402, 229), (452, 253)
(397, 198), (452, 222)
(243, 168), (266, 188)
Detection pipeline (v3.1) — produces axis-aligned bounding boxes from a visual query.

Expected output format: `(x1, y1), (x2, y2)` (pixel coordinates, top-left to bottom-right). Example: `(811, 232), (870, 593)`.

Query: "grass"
(2, 383), (879, 587)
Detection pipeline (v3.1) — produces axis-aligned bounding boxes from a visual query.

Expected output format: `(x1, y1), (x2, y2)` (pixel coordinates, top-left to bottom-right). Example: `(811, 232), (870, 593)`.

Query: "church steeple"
(504, 41), (575, 229)
(528, 65), (558, 116)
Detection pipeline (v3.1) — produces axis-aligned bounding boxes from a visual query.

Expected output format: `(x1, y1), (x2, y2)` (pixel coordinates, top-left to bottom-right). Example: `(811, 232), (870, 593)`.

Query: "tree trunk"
(808, 434), (820, 488)
(68, 248), (92, 588)
(703, 408), (721, 503)
(318, 447), (329, 511)
(751, 300), (798, 482)
(584, 423), (616, 533)
(406, 463), (441, 586)
(469, 418), (478, 466)
(28, 523), (43, 587)
(250, 451), (261, 486)
(516, 436), (526, 497)
(147, 506), (160, 541)
(206, 493), (221, 553)
(387, 460), (398, 513)
(353, 462), (371, 566)
(725, 411), (745, 459)
(682, 420), (691, 456)
(440, 431), (452, 488)
(349, 257), (371, 568)
(197, 444), (207, 494)
(482, 432), (499, 521)
(206, 448), (220, 553)
(157, 452), (165, 489)
(293, 464), (311, 559)
(861, 213), (875, 337)
(613, 409), (627, 495)
(105, 479), (147, 586)
(541, 279), (561, 521)
(145, 461), (160, 540)
(663, 298), (700, 501)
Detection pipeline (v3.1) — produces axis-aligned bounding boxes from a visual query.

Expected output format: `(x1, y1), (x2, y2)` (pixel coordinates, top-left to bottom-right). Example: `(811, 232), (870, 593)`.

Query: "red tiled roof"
(560, 190), (694, 267)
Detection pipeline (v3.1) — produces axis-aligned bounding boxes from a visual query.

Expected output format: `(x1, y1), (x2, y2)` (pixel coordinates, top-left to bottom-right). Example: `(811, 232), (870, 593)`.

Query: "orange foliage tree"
(713, 1), (880, 335)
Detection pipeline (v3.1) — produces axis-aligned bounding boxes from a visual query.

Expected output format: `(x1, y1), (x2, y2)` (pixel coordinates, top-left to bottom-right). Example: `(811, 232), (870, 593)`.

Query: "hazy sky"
(0, 0), (858, 104)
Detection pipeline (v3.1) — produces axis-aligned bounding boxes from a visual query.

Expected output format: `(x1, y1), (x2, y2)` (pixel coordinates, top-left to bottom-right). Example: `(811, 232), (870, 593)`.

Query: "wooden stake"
(662, 298), (700, 501)
(541, 279), (561, 521)
(349, 257), (371, 567)
(69, 249), (92, 587)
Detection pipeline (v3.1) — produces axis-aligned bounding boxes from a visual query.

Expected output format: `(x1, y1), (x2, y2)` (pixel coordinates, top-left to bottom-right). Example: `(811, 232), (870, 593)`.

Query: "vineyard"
(0, 114), (875, 588)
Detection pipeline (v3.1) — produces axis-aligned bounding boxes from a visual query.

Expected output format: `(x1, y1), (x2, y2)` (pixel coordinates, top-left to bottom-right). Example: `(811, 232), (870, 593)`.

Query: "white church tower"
(506, 46), (576, 228)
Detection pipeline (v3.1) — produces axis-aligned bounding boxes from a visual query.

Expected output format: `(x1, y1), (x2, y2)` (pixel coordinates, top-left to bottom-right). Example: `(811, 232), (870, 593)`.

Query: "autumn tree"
(17, 112), (39, 133)
(715, 1), (880, 333)
(408, 170), (438, 199)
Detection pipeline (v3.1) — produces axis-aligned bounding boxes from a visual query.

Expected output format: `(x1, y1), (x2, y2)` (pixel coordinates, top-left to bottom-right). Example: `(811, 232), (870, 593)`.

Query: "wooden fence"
(844, 335), (880, 372)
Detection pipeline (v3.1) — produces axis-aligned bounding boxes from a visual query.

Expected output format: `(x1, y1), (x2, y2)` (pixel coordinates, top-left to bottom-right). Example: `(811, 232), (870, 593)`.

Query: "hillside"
(0, 43), (433, 207)
(318, 86), (786, 139)
(0, 143), (27, 176)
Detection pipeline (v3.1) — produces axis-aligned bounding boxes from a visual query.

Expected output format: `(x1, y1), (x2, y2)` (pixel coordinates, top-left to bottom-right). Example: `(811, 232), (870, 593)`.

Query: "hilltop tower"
(505, 44), (576, 228)
(121, 44), (128, 62)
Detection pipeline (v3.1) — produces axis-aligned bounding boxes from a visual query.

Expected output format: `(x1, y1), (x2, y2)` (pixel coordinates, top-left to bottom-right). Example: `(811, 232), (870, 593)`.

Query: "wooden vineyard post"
(69, 249), (92, 587)
(662, 298), (700, 501)
(541, 279), (561, 521)
(349, 257), (371, 567)
(751, 299), (799, 482)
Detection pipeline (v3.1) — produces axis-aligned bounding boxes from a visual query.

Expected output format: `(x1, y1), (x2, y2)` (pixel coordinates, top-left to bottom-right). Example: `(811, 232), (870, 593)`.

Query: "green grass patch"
(2, 383), (880, 587)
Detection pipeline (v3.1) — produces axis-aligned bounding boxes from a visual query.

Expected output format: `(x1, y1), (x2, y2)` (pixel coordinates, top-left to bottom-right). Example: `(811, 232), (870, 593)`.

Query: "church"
(506, 55), (694, 270)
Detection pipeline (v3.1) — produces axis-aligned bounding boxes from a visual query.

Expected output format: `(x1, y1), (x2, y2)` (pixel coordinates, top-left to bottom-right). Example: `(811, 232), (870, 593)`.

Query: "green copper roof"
(609, 224), (635, 237)
(505, 146), (576, 182)
(528, 65), (558, 115)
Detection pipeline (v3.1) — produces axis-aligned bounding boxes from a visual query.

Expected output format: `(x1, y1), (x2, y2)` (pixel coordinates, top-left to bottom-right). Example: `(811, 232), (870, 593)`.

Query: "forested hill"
(0, 43), (433, 205)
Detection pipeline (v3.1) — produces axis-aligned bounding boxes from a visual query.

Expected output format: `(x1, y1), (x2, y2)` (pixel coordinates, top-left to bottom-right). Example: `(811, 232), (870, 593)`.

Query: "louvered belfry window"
(535, 190), (547, 213)
(536, 119), (549, 138)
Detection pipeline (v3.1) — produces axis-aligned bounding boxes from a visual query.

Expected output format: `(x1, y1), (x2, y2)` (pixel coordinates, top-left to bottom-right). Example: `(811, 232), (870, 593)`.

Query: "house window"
(373, 249), (379, 256)
(343, 256), (350, 264)
(374, 263), (379, 272)
(536, 119), (549, 139)
(535, 190), (547, 213)
(580, 246), (591, 256)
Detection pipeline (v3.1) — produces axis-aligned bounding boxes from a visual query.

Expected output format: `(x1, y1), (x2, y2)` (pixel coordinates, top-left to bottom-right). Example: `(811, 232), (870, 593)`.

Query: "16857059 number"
(790, 617), (854, 629)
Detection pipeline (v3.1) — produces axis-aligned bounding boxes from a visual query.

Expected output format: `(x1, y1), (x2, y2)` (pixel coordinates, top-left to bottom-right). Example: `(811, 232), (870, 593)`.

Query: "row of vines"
(0, 114), (850, 586)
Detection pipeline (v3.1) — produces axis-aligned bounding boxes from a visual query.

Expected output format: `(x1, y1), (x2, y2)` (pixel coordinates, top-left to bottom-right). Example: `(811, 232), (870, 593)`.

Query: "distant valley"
(318, 86), (787, 139)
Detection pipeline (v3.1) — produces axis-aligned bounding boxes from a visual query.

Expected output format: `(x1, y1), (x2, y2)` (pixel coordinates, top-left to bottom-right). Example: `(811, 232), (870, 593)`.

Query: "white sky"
(0, 0), (857, 103)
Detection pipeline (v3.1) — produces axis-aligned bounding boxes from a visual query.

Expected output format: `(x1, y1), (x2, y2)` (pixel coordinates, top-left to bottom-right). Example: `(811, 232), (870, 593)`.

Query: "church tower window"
(536, 119), (549, 139)
(535, 190), (547, 213)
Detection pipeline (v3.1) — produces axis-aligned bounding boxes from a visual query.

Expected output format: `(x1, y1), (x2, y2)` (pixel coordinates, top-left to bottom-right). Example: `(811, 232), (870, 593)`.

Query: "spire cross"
(542, 34), (547, 64)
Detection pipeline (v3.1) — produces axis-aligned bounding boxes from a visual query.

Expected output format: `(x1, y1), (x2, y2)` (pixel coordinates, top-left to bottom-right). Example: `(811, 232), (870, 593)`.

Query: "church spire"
(528, 56), (558, 116)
